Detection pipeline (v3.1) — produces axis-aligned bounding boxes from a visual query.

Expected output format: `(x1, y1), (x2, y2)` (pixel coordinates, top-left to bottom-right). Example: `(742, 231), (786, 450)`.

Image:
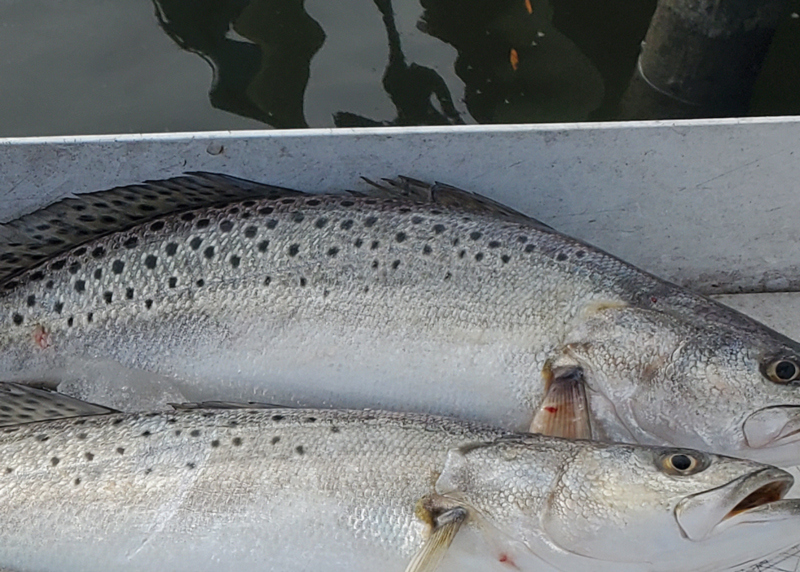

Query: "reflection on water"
(153, 0), (616, 128)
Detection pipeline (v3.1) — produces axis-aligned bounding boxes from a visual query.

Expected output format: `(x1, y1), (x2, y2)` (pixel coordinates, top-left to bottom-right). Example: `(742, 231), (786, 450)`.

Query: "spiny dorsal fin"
(362, 176), (555, 231)
(0, 172), (304, 285)
(169, 401), (291, 410)
(0, 382), (117, 427)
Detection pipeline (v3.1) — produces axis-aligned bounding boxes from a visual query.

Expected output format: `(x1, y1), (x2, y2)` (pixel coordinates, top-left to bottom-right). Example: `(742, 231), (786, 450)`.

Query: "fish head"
(438, 436), (800, 571)
(562, 302), (800, 465)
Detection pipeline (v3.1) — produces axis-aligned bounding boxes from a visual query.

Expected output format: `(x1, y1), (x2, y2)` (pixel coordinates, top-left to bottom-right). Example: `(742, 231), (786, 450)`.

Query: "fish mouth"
(743, 406), (800, 450)
(674, 467), (793, 541)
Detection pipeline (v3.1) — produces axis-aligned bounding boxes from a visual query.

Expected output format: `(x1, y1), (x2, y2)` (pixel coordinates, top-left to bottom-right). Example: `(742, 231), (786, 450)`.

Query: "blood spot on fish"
(116, 447), (124, 455)
(165, 242), (178, 256)
(126, 288), (134, 299)
(545, 406), (558, 413)
(204, 246), (215, 259)
(651, 296), (658, 303)
(315, 217), (328, 228)
(211, 440), (220, 448)
(244, 226), (258, 238)
(327, 247), (339, 257)
(556, 253), (568, 261)
(475, 253), (484, 261)
(341, 220), (354, 230)
(258, 240), (269, 253)
(144, 255), (157, 269)
(392, 260), (401, 269)
(271, 436), (280, 444)
(230, 256), (240, 268)
(190, 237), (202, 250)
(168, 277), (177, 288)
(12, 313), (23, 326)
(295, 445), (304, 455)
(422, 245), (432, 255)
(288, 244), (300, 257)
(370, 240), (380, 250)
(51, 457), (60, 466)
(196, 219), (210, 229)
(232, 437), (242, 446)
(219, 220), (234, 232)
(84, 452), (94, 461)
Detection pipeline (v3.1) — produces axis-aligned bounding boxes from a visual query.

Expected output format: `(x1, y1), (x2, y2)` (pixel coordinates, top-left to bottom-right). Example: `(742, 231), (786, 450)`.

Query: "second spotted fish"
(2, 173), (800, 466)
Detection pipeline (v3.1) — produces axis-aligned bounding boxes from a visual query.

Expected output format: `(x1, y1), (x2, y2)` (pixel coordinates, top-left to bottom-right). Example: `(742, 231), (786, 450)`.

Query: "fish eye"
(764, 359), (800, 384)
(659, 452), (706, 476)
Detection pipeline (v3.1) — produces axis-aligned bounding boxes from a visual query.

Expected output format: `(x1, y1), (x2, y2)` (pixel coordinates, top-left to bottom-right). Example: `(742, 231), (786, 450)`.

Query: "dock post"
(619, 0), (789, 118)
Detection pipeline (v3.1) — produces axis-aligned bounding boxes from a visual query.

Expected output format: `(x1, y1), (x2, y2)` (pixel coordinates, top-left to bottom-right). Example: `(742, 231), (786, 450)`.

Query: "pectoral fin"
(0, 382), (117, 426)
(406, 504), (468, 572)
(530, 365), (591, 439)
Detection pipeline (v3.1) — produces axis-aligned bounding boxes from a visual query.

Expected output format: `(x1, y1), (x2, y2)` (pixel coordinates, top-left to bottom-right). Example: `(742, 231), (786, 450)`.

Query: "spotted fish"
(2, 173), (800, 466)
(0, 389), (798, 572)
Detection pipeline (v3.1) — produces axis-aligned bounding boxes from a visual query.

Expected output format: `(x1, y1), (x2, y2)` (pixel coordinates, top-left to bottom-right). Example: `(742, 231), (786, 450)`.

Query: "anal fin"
(530, 366), (591, 439)
(0, 382), (117, 427)
(406, 503), (468, 572)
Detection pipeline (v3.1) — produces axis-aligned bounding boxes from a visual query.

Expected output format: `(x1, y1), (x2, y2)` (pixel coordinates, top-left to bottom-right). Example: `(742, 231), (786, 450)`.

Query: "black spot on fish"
(204, 247), (215, 259)
(488, 241), (500, 249)
(295, 445), (304, 455)
(263, 276), (271, 286)
(12, 313), (23, 325)
(112, 418), (123, 425)
(150, 220), (165, 232)
(46, 280), (54, 289)
(141, 431), (151, 437)
(116, 447), (124, 455)
(280, 198), (296, 205)
(517, 236), (528, 243)
(370, 240), (379, 250)
(112, 260), (124, 274)
(470, 231), (482, 241)
(475, 253), (484, 261)
(77, 433), (87, 440)
(444, 272), (452, 280)
(74, 478), (81, 485)
(69, 262), (81, 274)
(501, 255), (510, 263)
(87, 312), (94, 323)
(288, 244), (300, 257)
(175, 430), (182, 436)
(341, 220), (354, 230)
(74, 280), (85, 293)
(354, 238), (363, 248)
(271, 415), (284, 421)
(364, 216), (378, 228)
(271, 436), (280, 444)
(292, 213), (305, 223)
(392, 260), (401, 269)
(258, 240), (269, 253)
(306, 199), (321, 207)
(259, 207), (274, 216)
(74, 248), (87, 257)
(94, 269), (102, 280)
(245, 226), (258, 238)
(84, 452), (93, 461)
(433, 224), (446, 234)
(181, 212), (195, 222)
(92, 247), (105, 259)
(124, 237), (138, 249)
(315, 217), (327, 228)
(196, 219), (210, 229)
(168, 277), (177, 288)
(371, 260), (379, 269)
(145, 299), (153, 309)
(458, 250), (466, 259)
(196, 279), (205, 287)
(327, 247), (339, 257)
(411, 216), (423, 224)
(304, 416), (316, 423)
(30, 271), (44, 281)
(340, 200), (355, 207)
(525, 244), (535, 253)
(422, 245), (432, 255)
(26, 295), (35, 307)
(452, 238), (460, 247)
(230, 255), (240, 268)
(144, 255), (157, 269)
(36, 434), (49, 442)
(190, 430), (201, 437)
(266, 219), (278, 229)
(125, 288), (134, 300)
(103, 292), (113, 304)
(165, 242), (178, 256)
(51, 457), (59, 466)
(190, 237), (202, 250)
(211, 440), (220, 448)
(186, 462), (196, 469)
(232, 437), (242, 446)
(5, 468), (12, 474)
(299, 277), (307, 287)
(556, 252), (568, 261)
(144, 468), (152, 475)
(331, 426), (340, 433)
(395, 232), (406, 243)
(575, 250), (586, 258)
(220, 220), (234, 232)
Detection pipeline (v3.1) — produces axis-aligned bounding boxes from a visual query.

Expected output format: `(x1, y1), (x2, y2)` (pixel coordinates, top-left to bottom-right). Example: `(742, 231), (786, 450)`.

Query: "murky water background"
(0, 0), (798, 137)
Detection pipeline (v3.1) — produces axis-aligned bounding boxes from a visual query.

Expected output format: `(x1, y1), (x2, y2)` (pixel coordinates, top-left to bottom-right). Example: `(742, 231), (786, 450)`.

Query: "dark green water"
(0, 0), (798, 136)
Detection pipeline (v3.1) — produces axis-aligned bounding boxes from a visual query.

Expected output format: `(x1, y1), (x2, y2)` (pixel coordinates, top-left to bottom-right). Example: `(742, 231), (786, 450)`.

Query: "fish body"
(0, 405), (798, 572)
(2, 174), (800, 464)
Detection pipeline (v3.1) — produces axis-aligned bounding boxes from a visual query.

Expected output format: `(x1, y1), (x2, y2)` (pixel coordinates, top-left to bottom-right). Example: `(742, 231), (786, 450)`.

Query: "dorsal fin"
(0, 172), (305, 285)
(362, 176), (554, 231)
(169, 401), (291, 410)
(0, 382), (117, 427)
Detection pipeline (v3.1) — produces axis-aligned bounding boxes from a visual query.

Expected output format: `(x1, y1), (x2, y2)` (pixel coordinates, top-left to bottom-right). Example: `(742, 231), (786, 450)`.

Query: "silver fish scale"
(0, 408), (504, 572)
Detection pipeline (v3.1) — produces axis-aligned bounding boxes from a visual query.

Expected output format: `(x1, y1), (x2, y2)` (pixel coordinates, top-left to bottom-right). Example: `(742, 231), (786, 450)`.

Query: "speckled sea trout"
(0, 389), (798, 572)
(2, 173), (800, 465)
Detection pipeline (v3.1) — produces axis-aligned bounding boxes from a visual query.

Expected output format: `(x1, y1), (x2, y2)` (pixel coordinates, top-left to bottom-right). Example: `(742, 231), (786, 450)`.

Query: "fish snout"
(743, 406), (800, 450)
(674, 466), (792, 541)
